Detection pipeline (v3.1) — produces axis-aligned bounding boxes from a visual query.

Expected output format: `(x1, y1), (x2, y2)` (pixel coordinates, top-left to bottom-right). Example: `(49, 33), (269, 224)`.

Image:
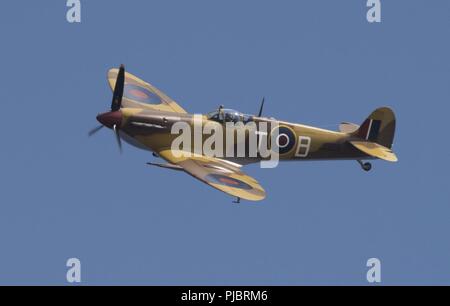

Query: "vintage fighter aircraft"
(89, 65), (397, 202)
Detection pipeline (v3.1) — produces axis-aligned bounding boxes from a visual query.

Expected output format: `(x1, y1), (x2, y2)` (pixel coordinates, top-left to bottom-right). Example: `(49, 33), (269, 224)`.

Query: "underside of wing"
(157, 149), (266, 201)
(350, 141), (398, 162)
(107, 68), (187, 114)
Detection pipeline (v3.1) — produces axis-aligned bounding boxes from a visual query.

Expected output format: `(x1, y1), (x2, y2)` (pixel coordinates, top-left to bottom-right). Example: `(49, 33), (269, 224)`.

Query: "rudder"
(356, 107), (396, 148)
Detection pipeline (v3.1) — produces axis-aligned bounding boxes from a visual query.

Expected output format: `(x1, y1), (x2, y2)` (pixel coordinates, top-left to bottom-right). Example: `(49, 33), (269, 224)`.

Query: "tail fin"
(356, 107), (396, 148)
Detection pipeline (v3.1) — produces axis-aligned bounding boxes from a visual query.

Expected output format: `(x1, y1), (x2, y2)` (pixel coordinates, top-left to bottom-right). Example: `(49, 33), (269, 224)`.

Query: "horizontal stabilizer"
(350, 141), (398, 162)
(339, 122), (360, 133)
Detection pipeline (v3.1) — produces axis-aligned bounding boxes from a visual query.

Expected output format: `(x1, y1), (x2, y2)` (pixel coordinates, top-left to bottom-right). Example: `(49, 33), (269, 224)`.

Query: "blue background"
(0, 0), (449, 285)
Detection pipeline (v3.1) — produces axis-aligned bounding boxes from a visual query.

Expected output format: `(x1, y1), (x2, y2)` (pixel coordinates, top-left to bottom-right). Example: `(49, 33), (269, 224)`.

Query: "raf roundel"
(205, 174), (253, 190)
(124, 84), (162, 104)
(272, 126), (296, 154)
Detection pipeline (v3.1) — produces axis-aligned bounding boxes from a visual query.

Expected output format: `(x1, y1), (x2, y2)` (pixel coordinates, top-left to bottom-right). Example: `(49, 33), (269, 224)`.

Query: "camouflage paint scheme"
(95, 67), (397, 201)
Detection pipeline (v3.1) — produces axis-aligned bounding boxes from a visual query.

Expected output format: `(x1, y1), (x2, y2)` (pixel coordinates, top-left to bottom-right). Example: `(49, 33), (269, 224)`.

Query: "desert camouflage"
(92, 66), (398, 201)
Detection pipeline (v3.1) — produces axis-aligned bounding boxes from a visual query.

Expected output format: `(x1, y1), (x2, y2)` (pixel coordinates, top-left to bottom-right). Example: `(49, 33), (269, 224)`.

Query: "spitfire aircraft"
(89, 65), (397, 202)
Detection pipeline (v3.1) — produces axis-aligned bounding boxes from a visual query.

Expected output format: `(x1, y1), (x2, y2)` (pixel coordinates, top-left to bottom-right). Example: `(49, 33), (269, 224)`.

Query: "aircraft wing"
(108, 68), (187, 114)
(157, 149), (266, 201)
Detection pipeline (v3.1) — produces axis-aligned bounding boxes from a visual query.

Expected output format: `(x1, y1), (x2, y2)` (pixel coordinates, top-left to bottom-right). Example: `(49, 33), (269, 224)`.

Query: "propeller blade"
(113, 124), (122, 154)
(111, 64), (125, 111)
(88, 125), (104, 137)
(257, 97), (265, 117)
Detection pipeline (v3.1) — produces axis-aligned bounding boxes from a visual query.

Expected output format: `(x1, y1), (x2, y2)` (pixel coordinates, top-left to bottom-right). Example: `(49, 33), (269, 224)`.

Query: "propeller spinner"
(88, 64), (125, 153)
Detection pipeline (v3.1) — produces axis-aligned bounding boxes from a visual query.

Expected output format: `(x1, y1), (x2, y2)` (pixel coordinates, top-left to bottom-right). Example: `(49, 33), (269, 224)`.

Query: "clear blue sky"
(0, 0), (449, 285)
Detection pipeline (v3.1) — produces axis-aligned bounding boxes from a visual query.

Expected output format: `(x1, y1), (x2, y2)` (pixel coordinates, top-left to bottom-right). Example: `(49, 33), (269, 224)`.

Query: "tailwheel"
(357, 160), (372, 172)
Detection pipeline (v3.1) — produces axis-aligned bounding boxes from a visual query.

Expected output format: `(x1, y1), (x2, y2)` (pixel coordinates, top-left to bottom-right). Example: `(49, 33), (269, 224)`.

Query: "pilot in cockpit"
(207, 106), (252, 124)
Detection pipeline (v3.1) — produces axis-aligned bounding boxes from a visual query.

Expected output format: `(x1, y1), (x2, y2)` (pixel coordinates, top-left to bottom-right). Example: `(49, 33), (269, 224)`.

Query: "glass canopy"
(207, 108), (253, 124)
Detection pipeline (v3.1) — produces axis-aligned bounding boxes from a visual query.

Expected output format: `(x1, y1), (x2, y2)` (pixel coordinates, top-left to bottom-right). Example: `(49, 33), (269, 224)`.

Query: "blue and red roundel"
(124, 84), (162, 104)
(205, 174), (253, 190)
(271, 126), (296, 154)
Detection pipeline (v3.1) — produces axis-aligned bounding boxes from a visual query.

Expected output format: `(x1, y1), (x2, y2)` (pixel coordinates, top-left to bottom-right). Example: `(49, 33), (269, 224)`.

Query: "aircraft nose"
(96, 111), (122, 129)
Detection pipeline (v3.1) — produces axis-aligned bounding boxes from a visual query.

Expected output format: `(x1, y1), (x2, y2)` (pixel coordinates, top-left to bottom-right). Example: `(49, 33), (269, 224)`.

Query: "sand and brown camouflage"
(96, 67), (398, 201)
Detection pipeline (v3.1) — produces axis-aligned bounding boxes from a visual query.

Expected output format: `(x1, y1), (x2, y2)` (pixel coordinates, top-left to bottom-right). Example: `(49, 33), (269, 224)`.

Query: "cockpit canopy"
(207, 108), (253, 124)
